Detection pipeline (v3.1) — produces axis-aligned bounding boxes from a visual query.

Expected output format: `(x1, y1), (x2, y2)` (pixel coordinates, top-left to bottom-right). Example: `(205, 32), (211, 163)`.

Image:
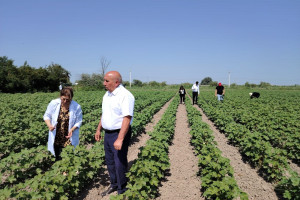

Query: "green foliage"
(133, 79), (143, 87)
(210, 81), (218, 87)
(112, 95), (179, 200)
(0, 56), (71, 93)
(244, 81), (271, 88)
(0, 144), (105, 199)
(0, 90), (176, 199)
(0, 146), (54, 188)
(76, 73), (104, 90)
(1, 88), (299, 199)
(185, 100), (248, 200)
(275, 171), (300, 200)
(46, 63), (71, 91)
(201, 77), (213, 85)
(259, 81), (271, 87)
(198, 88), (300, 199)
(148, 81), (160, 87)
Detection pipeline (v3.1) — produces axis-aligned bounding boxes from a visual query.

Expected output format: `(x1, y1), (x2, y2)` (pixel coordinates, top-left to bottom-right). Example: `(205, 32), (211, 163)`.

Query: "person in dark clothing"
(249, 92), (260, 99)
(215, 82), (225, 101)
(179, 85), (186, 104)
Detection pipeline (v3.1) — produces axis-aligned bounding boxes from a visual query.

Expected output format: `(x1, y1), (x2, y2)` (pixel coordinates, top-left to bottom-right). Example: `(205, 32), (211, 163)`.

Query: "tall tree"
(33, 67), (50, 92)
(77, 73), (104, 89)
(0, 56), (20, 92)
(46, 63), (71, 91)
(0, 56), (71, 93)
(19, 62), (35, 92)
(201, 77), (213, 85)
(47, 63), (70, 83)
(100, 56), (111, 78)
(133, 79), (143, 87)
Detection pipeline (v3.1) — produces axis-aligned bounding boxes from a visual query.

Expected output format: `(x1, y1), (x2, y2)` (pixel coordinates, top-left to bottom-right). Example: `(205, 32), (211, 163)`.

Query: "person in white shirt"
(44, 87), (82, 161)
(191, 81), (199, 105)
(95, 71), (135, 196)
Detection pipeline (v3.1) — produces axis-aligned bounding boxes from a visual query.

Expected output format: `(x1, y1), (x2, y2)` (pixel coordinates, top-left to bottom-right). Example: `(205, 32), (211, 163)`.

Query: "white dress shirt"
(192, 84), (200, 94)
(101, 85), (135, 130)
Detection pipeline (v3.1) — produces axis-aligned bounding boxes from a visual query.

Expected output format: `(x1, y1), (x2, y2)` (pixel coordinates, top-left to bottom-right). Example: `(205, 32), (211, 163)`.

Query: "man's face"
(103, 74), (118, 92)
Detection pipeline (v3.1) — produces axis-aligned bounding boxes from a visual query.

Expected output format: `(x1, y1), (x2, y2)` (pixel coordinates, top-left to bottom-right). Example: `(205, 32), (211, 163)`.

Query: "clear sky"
(1, 0), (299, 85)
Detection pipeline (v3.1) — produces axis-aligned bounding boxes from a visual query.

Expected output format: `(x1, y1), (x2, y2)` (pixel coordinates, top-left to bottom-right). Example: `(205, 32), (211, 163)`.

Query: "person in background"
(95, 71), (135, 196)
(59, 83), (63, 91)
(249, 92), (260, 99)
(191, 81), (199, 105)
(215, 82), (225, 101)
(44, 87), (82, 161)
(179, 85), (186, 104)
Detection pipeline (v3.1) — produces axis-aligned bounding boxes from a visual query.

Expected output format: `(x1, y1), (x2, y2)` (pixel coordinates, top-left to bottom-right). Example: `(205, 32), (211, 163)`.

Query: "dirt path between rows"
(156, 103), (203, 200)
(74, 94), (298, 200)
(74, 98), (172, 200)
(190, 97), (278, 200)
(290, 162), (300, 175)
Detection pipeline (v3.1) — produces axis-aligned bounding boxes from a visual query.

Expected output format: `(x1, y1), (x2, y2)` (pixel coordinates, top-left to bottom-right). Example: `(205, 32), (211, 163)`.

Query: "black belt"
(103, 128), (120, 133)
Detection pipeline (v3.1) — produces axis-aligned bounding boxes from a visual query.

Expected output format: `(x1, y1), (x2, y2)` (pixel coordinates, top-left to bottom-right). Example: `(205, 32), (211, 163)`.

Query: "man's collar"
(108, 84), (122, 96)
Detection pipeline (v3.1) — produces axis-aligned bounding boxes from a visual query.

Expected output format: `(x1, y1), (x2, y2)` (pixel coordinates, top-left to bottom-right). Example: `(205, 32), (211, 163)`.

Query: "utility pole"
(130, 71), (132, 88)
(228, 72), (231, 88)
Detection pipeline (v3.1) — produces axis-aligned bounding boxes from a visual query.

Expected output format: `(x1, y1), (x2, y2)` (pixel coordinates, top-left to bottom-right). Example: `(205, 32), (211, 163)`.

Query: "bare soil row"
(74, 96), (298, 199)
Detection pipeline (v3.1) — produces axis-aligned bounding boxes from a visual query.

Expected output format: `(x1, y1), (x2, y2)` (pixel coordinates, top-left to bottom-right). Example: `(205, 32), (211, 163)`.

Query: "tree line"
(76, 74), (167, 90)
(0, 56), (71, 93)
(1, 55), (278, 93)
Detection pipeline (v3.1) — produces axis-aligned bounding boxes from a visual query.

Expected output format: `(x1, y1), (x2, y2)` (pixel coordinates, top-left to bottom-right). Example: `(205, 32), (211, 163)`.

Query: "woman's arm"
(67, 103), (83, 138)
(43, 100), (57, 131)
(44, 119), (55, 131)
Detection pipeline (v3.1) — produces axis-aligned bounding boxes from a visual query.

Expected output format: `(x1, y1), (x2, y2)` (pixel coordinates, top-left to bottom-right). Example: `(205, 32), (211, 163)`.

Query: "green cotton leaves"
(185, 99), (248, 200)
(111, 95), (179, 200)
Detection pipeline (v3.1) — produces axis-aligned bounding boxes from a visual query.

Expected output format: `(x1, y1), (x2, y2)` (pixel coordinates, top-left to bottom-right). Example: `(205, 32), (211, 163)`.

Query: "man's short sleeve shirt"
(216, 85), (224, 95)
(101, 85), (135, 130)
(192, 84), (199, 94)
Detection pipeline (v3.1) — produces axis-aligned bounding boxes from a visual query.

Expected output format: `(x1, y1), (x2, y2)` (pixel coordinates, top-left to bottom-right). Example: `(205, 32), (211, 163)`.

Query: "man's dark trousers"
(104, 127), (132, 194)
(192, 92), (198, 104)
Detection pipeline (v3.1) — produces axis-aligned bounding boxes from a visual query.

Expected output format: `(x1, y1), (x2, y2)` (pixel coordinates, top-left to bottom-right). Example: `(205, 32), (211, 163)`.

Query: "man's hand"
(114, 138), (123, 150)
(95, 131), (101, 142)
(113, 116), (131, 150)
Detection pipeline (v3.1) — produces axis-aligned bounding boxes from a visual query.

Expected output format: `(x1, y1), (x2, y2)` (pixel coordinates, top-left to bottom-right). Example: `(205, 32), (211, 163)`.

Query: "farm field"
(0, 88), (299, 200)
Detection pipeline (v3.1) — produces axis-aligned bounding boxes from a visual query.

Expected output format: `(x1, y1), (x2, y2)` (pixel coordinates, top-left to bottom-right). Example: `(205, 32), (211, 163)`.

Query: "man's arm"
(113, 116), (132, 150)
(95, 118), (103, 141)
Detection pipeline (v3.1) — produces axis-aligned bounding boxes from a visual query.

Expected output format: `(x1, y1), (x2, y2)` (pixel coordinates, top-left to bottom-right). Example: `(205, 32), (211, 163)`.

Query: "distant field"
(0, 88), (299, 199)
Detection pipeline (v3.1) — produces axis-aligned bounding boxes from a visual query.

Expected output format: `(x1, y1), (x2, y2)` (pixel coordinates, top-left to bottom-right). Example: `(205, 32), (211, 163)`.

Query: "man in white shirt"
(191, 81), (199, 105)
(95, 71), (135, 196)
